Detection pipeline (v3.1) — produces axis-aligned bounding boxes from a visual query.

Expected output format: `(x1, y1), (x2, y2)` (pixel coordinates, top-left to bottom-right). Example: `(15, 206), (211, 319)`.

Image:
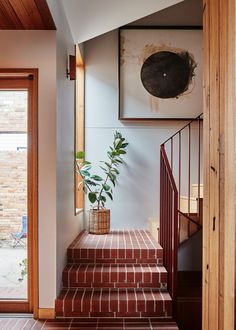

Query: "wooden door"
(0, 69), (38, 316)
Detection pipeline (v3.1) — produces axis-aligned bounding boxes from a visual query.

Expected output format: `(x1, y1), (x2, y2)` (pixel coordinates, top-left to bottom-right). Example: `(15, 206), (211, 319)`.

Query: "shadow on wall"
(178, 230), (202, 271)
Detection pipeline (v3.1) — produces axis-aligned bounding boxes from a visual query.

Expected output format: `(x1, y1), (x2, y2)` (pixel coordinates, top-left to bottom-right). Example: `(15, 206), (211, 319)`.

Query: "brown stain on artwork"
(120, 36), (138, 66)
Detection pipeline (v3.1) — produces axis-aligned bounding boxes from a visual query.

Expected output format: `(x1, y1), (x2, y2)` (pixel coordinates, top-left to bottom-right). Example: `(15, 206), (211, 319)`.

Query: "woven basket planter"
(88, 209), (110, 234)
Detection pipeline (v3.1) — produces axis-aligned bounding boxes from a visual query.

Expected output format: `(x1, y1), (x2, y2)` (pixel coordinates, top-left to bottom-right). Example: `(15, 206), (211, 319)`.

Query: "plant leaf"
(121, 143), (129, 148)
(76, 151), (85, 159)
(114, 158), (123, 164)
(99, 166), (108, 173)
(80, 170), (90, 177)
(90, 175), (103, 181)
(105, 191), (113, 200)
(88, 192), (97, 203)
(81, 165), (92, 171)
(112, 168), (119, 175)
(84, 179), (97, 186)
(100, 195), (106, 202)
(114, 138), (122, 149)
(105, 162), (111, 168)
(118, 150), (126, 155)
(103, 183), (111, 191)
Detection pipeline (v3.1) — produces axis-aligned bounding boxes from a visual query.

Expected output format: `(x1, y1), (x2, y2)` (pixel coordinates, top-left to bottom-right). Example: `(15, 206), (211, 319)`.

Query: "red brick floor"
(0, 317), (179, 329)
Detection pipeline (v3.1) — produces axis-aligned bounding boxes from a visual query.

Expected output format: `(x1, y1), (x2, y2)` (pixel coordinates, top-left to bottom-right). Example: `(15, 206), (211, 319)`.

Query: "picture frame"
(118, 26), (203, 121)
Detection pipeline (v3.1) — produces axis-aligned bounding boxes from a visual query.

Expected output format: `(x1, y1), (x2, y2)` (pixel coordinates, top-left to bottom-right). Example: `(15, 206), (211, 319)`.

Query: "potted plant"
(76, 131), (128, 234)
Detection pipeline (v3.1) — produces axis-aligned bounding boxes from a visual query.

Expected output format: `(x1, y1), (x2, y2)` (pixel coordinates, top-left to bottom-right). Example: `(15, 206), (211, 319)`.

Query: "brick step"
(67, 230), (163, 264)
(55, 288), (172, 318)
(67, 249), (163, 264)
(62, 264), (167, 289)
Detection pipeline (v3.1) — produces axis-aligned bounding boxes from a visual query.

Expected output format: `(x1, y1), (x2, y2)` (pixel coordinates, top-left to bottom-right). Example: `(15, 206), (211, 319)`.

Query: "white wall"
(0, 30), (57, 307)
(85, 30), (185, 229)
(84, 0), (202, 230)
(47, 0), (84, 298)
(62, 0), (183, 43)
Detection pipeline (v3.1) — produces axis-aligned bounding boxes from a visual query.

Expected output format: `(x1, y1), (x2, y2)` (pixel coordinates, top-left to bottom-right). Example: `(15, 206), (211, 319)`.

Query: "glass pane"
(0, 91), (28, 300)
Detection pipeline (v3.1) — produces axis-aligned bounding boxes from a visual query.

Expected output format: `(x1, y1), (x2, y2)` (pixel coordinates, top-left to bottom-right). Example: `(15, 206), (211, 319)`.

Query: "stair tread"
(64, 264), (167, 272)
(67, 231), (163, 264)
(57, 287), (172, 302)
(68, 229), (162, 251)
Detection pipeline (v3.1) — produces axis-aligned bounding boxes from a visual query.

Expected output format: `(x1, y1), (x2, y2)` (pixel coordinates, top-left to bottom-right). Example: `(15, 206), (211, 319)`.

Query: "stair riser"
(63, 270), (167, 288)
(67, 248), (162, 261)
(55, 302), (172, 318)
(56, 311), (172, 318)
(67, 258), (163, 265)
(63, 283), (167, 289)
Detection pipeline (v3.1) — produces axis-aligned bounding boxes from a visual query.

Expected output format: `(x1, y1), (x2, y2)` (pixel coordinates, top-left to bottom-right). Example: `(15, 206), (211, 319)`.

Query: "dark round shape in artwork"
(140, 51), (191, 99)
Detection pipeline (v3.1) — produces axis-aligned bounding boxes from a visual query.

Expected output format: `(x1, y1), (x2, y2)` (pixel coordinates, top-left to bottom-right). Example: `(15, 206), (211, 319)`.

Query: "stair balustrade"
(160, 113), (203, 303)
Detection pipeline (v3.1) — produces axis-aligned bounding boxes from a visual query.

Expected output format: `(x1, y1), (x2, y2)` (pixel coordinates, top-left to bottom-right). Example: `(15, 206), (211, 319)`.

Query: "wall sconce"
(67, 55), (76, 80)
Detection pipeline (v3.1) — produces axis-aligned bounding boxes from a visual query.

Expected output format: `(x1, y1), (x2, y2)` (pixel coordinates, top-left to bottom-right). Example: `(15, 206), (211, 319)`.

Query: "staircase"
(160, 113), (203, 304)
(179, 184), (203, 244)
(55, 230), (179, 329)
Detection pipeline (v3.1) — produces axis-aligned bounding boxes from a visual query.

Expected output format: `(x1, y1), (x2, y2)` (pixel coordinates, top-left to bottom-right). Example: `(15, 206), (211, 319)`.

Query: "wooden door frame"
(0, 69), (38, 317)
(203, 1), (236, 329)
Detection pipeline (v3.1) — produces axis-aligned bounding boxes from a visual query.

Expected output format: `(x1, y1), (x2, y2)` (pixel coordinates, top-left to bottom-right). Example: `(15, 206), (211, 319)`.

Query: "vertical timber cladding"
(203, 1), (236, 330)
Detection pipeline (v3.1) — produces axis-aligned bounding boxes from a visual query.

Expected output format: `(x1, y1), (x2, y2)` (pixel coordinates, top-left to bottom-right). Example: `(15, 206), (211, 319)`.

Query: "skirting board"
(38, 308), (55, 319)
(148, 218), (159, 242)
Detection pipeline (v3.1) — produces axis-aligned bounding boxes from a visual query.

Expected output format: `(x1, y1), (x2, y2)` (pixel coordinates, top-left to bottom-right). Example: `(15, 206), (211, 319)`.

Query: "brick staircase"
(55, 230), (179, 328)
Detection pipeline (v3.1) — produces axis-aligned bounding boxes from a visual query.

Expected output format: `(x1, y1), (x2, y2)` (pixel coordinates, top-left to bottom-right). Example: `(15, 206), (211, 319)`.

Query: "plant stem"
(97, 158), (114, 210)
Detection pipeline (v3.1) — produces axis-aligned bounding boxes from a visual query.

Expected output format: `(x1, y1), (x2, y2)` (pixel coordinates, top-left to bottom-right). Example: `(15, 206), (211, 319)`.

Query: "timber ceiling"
(0, 0), (56, 30)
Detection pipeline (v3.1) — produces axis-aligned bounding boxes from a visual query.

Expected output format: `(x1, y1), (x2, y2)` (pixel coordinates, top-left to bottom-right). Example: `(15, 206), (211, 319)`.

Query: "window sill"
(75, 208), (83, 215)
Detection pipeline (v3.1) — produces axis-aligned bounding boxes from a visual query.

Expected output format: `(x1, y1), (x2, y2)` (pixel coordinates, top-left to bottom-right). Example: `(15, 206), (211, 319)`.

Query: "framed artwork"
(119, 26), (203, 120)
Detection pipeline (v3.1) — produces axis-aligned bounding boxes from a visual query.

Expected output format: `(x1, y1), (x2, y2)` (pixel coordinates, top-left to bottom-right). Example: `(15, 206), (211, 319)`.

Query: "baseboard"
(148, 218), (159, 242)
(38, 308), (55, 319)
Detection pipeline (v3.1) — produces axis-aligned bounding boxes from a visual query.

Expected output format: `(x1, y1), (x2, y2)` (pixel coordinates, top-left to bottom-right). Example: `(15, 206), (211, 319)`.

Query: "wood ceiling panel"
(0, 0), (56, 30)
(34, 0), (56, 30)
(0, 0), (23, 29)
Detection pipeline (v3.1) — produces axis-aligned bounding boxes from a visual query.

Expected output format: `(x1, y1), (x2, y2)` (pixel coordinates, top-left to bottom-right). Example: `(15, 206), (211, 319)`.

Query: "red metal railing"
(160, 145), (178, 300)
(160, 113), (203, 300)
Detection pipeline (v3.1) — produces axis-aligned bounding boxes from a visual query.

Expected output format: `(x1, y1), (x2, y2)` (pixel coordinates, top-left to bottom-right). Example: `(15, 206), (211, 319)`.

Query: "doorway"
(0, 69), (38, 315)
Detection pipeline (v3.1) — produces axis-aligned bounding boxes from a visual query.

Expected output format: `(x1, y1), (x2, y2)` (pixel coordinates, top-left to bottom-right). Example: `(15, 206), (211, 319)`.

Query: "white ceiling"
(60, 0), (183, 43)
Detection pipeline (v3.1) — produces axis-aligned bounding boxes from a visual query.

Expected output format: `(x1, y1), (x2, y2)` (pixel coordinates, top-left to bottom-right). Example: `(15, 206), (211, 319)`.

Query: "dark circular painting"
(140, 51), (192, 99)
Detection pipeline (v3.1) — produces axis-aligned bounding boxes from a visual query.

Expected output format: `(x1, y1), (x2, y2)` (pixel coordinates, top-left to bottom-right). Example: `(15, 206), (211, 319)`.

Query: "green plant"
(18, 258), (27, 282)
(76, 131), (128, 210)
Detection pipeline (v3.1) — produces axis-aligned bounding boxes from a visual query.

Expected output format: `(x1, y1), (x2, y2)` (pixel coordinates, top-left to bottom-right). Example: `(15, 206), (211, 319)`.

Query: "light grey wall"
(84, 0), (202, 230)
(47, 0), (84, 297)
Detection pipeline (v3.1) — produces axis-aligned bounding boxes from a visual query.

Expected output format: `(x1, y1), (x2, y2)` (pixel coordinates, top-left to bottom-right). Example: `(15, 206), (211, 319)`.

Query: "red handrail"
(160, 113), (203, 303)
(160, 145), (178, 300)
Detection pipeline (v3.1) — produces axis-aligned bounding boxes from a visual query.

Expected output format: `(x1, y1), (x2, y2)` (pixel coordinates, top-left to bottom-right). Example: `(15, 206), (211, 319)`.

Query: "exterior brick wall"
(0, 90), (27, 240)
(0, 91), (27, 132)
(0, 151), (27, 239)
